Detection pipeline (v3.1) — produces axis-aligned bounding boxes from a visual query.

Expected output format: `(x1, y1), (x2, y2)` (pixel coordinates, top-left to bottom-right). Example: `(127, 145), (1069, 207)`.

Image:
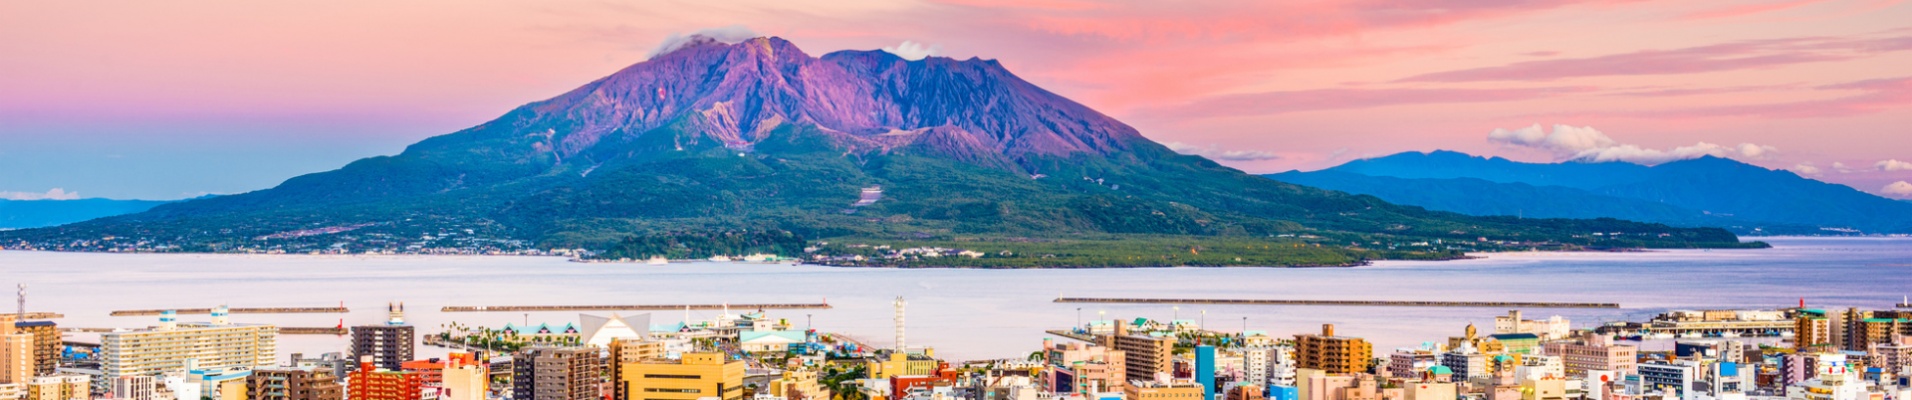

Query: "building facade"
(1295, 325), (1373, 375)
(98, 309), (278, 394)
(350, 303), (415, 372)
(513, 348), (598, 400)
(348, 361), (422, 400)
(617, 352), (745, 400)
(1101, 322), (1173, 383)
(1541, 334), (1637, 376)
(247, 367), (344, 400)
(10, 322), (56, 377)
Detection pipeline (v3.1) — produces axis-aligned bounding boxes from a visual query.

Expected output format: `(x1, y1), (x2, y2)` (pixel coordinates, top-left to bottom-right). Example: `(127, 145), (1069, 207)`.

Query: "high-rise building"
(1295, 325), (1372, 375)
(617, 352), (745, 400)
(512, 348), (598, 400)
(439, 353), (488, 400)
(350, 303), (415, 372)
(0, 323), (30, 385)
(1100, 320), (1173, 383)
(10, 322), (56, 377)
(347, 360), (422, 400)
(1796, 309), (1834, 351)
(1197, 345), (1217, 400)
(112, 375), (157, 400)
(607, 339), (665, 400)
(247, 367), (344, 400)
(99, 308), (277, 394)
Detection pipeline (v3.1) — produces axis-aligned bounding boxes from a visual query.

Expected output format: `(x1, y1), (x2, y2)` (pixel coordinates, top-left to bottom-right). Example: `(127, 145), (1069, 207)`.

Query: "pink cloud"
(1643, 76), (1912, 119)
(1680, 0), (1835, 20)
(1137, 86), (1594, 120)
(1399, 33), (1912, 82)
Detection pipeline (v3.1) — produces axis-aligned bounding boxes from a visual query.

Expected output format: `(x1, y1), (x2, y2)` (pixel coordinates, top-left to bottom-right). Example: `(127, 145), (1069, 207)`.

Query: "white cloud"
(1883, 181), (1912, 198)
(1487, 123), (1775, 165)
(1792, 163), (1822, 175)
(1165, 142), (1281, 161)
(1, 188), (81, 200)
(1877, 159), (1912, 172)
(648, 25), (759, 58)
(881, 40), (942, 61)
(1833, 162), (1852, 173)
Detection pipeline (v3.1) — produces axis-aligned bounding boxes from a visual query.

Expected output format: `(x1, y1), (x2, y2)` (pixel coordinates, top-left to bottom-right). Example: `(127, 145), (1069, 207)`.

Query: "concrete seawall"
(1055, 297), (1618, 309)
(109, 307), (350, 316)
(441, 303), (832, 312)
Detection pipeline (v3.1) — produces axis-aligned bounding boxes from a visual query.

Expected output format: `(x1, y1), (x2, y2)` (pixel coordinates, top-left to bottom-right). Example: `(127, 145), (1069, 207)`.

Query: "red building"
(350, 361), (425, 400)
(401, 359), (446, 387)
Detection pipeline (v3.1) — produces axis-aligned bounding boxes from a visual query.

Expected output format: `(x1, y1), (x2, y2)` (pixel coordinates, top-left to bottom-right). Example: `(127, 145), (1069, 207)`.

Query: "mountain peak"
(459, 37), (1151, 173)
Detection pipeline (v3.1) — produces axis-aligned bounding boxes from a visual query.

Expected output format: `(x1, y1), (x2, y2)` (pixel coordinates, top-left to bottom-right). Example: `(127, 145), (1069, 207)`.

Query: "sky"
(3, 0), (1911, 200)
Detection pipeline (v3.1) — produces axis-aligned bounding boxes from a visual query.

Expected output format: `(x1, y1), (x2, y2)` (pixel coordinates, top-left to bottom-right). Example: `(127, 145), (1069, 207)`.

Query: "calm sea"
(3, 236), (1907, 361)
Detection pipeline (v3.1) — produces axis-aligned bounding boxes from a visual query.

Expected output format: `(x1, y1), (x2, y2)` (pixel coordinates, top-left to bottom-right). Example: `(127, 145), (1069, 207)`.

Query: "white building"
(1786, 354), (1870, 400)
(99, 307), (276, 393)
(1495, 310), (1572, 340)
(579, 313), (650, 348)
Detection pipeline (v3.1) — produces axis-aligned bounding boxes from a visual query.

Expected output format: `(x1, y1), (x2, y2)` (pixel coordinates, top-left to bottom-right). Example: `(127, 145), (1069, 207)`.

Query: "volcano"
(0, 37), (1752, 262)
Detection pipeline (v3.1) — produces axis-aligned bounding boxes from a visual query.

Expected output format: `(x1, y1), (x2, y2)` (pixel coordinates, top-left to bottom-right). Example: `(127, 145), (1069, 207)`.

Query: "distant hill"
(1268, 151), (1912, 234)
(0, 198), (169, 229)
(0, 38), (1752, 262)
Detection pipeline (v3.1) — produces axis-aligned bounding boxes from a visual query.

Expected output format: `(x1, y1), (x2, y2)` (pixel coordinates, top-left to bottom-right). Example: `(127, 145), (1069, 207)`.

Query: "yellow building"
(1520, 378), (1567, 400)
(25, 375), (88, 400)
(442, 356), (489, 400)
(1125, 381), (1205, 400)
(219, 379), (246, 400)
(609, 339), (667, 400)
(1297, 325), (1373, 375)
(0, 326), (30, 385)
(864, 352), (939, 380)
(768, 369), (828, 400)
(618, 353), (745, 400)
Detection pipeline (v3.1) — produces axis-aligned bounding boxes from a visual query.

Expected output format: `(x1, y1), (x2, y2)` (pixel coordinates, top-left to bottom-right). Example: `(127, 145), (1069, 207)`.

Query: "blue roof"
(15, 321), (56, 327)
(1490, 333), (1540, 340)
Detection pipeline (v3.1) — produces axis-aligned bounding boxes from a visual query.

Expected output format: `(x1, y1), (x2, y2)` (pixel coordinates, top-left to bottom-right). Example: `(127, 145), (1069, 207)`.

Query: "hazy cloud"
(881, 41), (942, 61)
(648, 25), (759, 58)
(1164, 142), (1281, 161)
(1487, 124), (1776, 165)
(1401, 33), (1912, 83)
(1791, 163), (1822, 175)
(1877, 159), (1912, 171)
(1, 188), (81, 200)
(1883, 181), (1912, 197)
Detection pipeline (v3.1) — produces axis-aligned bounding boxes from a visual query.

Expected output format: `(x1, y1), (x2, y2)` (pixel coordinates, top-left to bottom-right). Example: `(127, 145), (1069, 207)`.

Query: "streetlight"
(1076, 308), (1083, 329)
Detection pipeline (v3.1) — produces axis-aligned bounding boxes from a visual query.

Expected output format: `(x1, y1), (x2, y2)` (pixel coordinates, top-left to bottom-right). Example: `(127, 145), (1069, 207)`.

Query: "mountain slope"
(0, 199), (169, 229)
(1270, 151), (1912, 234)
(0, 38), (1752, 261)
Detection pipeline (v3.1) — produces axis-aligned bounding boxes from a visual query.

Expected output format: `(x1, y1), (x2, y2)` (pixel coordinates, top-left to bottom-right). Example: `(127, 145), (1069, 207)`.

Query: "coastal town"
(5, 285), (1912, 400)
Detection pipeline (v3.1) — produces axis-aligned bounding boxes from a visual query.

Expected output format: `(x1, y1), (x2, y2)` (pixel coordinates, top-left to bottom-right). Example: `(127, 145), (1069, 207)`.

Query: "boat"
(1680, 332), (1702, 339)
(1651, 332), (1676, 340)
(1721, 331), (1742, 338)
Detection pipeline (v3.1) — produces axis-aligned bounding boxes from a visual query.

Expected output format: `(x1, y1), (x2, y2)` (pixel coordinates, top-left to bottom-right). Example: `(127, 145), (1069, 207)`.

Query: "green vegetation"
(599, 230), (807, 260)
(0, 121), (1765, 265)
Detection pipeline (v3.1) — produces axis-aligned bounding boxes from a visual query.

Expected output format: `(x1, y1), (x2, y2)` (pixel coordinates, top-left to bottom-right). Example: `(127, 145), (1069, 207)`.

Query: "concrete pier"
(440, 303), (832, 312)
(109, 307), (350, 316)
(1055, 297), (1618, 309)
(64, 326), (345, 335)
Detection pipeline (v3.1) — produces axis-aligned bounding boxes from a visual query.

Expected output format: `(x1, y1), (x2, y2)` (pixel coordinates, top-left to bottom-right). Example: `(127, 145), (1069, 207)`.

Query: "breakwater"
(1055, 297), (1618, 309)
(441, 303), (833, 312)
(63, 326), (346, 335)
(109, 307), (350, 316)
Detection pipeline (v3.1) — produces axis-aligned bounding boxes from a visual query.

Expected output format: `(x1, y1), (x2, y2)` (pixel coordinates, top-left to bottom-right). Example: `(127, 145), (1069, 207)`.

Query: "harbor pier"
(1055, 297), (1618, 309)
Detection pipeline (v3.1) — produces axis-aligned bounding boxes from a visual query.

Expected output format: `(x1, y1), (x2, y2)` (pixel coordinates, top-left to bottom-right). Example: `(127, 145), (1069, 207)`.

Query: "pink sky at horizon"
(2, 0), (1911, 199)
